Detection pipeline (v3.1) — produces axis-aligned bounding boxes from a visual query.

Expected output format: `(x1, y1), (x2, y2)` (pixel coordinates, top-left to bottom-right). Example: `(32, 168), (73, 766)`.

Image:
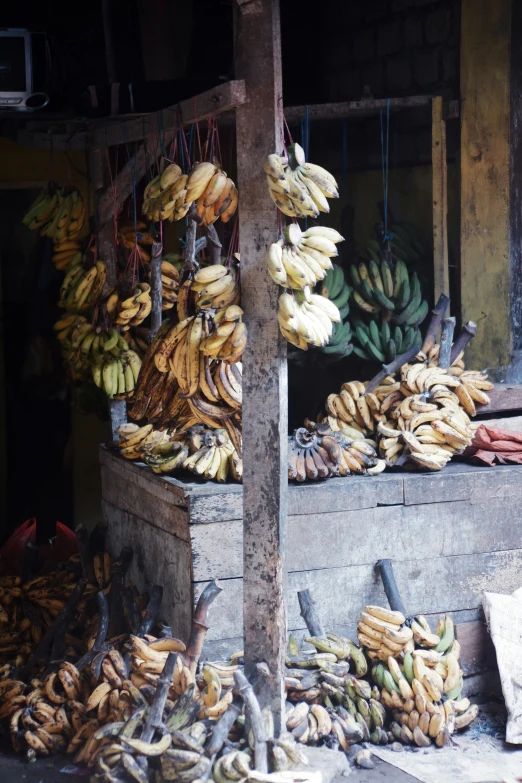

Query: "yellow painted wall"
(0, 138), (88, 196)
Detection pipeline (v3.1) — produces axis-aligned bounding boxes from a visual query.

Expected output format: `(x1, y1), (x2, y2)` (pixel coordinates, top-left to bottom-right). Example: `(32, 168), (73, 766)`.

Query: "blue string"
(300, 104), (310, 161)
(342, 119), (348, 205)
(158, 111), (168, 159)
(123, 122), (138, 233)
(380, 99), (393, 241)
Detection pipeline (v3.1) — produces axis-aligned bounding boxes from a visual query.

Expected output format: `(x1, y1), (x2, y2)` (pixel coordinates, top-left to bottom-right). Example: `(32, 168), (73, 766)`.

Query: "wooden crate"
(101, 447), (520, 668)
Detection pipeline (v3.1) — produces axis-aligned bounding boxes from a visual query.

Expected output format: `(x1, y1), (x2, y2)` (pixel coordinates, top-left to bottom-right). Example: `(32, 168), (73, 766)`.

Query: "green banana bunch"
(352, 317), (421, 364)
(315, 264), (353, 360)
(365, 221), (429, 269)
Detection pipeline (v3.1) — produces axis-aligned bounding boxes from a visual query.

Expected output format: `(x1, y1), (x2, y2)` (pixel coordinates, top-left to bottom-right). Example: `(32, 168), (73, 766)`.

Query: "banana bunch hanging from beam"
(106, 283), (152, 329)
(264, 142), (338, 218)
(52, 241), (83, 273)
(278, 291), (341, 350)
(365, 221), (430, 270)
(352, 317), (421, 364)
(58, 259), (107, 312)
(147, 259), (180, 311)
(118, 221), (153, 262)
(22, 188), (86, 240)
(266, 225), (344, 289)
(142, 162), (238, 224)
(349, 257), (426, 322)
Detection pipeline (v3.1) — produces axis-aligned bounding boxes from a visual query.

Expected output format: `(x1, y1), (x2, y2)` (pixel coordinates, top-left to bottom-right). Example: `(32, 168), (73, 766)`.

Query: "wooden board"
(403, 461), (522, 505)
(476, 384), (522, 415)
(460, 0), (512, 368)
(103, 500), (193, 641)
(432, 97), (449, 305)
(194, 548), (522, 642)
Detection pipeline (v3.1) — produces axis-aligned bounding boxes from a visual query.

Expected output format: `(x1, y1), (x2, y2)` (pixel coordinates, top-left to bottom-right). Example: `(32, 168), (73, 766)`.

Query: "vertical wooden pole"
(432, 97), (449, 307)
(149, 239), (163, 340)
(460, 0), (511, 368)
(234, 0), (287, 730)
(91, 147), (127, 437)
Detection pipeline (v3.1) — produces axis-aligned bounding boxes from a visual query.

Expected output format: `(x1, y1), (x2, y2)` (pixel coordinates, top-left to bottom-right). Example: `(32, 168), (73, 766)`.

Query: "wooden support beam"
(432, 97), (449, 307)
(16, 81), (246, 151)
(284, 95), (458, 123)
(460, 0), (516, 368)
(234, 0), (287, 730)
(149, 240), (163, 340)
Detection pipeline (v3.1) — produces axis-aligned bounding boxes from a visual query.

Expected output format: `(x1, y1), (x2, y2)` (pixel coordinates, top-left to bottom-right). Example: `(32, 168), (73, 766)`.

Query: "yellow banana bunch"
(114, 422), (173, 460)
(142, 161), (238, 224)
(278, 289), (341, 350)
(146, 259), (180, 310)
(23, 189), (86, 241)
(191, 265), (240, 311)
(264, 142), (338, 219)
(58, 260), (107, 313)
(52, 241), (83, 273)
(266, 224), (344, 289)
(106, 283), (152, 329)
(182, 427), (242, 482)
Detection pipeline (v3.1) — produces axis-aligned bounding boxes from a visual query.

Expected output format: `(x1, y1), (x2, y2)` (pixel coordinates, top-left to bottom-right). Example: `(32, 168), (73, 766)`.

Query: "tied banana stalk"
(264, 142), (339, 219)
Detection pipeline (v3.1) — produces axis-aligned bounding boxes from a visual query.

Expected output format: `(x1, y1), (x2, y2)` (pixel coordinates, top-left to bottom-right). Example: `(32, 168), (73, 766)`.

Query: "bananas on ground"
(349, 258), (427, 357)
(142, 161), (238, 225)
(23, 188), (85, 241)
(278, 290), (341, 350)
(266, 224), (344, 289)
(147, 259), (180, 311)
(106, 283), (152, 329)
(58, 259), (107, 312)
(264, 142), (338, 218)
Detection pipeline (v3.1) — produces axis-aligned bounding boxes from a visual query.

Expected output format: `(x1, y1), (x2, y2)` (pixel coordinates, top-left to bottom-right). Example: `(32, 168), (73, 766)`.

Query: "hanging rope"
(380, 98), (392, 241)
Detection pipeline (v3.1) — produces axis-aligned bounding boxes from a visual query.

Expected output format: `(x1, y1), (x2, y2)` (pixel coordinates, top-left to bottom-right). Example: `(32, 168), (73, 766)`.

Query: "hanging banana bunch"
(314, 265), (353, 360)
(105, 283), (152, 329)
(58, 259), (107, 313)
(22, 188), (86, 240)
(147, 259), (180, 311)
(264, 142), (339, 218)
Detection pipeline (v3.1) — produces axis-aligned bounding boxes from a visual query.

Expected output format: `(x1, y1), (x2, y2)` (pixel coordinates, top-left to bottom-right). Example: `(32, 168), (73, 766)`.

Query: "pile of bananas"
(147, 259), (180, 311)
(323, 378), (393, 436)
(22, 188), (86, 240)
(264, 142), (338, 218)
(288, 424), (385, 481)
(278, 290), (341, 350)
(143, 161), (238, 225)
(266, 225), (343, 289)
(52, 240), (83, 273)
(53, 317), (142, 395)
(58, 259), (107, 312)
(349, 259), (427, 361)
(106, 283), (152, 329)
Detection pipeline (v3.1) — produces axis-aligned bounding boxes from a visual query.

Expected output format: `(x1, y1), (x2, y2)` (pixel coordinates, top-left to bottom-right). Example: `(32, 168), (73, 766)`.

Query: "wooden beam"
(16, 81), (246, 151)
(460, 0), (512, 368)
(432, 97), (449, 307)
(234, 0), (287, 731)
(475, 383), (522, 415)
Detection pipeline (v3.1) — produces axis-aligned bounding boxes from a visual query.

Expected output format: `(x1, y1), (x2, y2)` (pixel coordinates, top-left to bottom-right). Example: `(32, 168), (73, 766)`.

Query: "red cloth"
(462, 424), (522, 466)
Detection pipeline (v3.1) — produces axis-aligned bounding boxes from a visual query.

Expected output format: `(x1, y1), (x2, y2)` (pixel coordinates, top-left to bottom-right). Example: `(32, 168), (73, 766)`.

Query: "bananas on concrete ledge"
(266, 224), (344, 290)
(264, 142), (338, 218)
(23, 188), (85, 241)
(142, 161), (238, 225)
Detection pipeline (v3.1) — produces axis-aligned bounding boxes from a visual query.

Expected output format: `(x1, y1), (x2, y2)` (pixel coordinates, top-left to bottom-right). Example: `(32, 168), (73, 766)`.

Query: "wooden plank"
(195, 548), (522, 642)
(432, 97), (449, 305)
(510, 0), (522, 354)
(285, 96), (433, 123)
(460, 0), (511, 368)
(188, 473), (404, 525)
(190, 495), (522, 581)
(403, 461), (522, 505)
(475, 384), (522, 414)
(455, 621), (497, 676)
(235, 0), (286, 724)
(104, 501), (193, 641)
(99, 448), (190, 506)
(149, 241), (163, 339)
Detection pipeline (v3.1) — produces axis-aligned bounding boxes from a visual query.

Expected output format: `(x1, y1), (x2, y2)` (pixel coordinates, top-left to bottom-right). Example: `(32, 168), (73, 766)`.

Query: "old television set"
(0, 29), (48, 110)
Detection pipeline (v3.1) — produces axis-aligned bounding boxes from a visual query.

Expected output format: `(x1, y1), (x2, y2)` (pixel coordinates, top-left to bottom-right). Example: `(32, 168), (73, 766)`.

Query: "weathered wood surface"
(455, 621), (497, 676)
(510, 0), (522, 355)
(190, 494), (522, 581)
(194, 548), (522, 642)
(149, 240), (163, 339)
(103, 500), (193, 641)
(284, 96), (460, 123)
(475, 384), (522, 415)
(235, 0), (286, 724)
(17, 80), (247, 151)
(460, 0), (511, 368)
(403, 461), (522, 505)
(432, 97), (449, 306)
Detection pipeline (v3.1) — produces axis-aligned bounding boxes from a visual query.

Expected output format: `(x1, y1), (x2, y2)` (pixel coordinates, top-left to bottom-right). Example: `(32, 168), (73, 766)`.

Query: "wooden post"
(234, 0), (287, 730)
(460, 0), (514, 368)
(149, 240), (163, 340)
(91, 147), (127, 436)
(432, 97), (449, 307)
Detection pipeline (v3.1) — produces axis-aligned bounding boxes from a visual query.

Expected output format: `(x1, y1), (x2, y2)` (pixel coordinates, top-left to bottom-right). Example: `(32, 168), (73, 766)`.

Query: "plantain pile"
(58, 257), (107, 312)
(53, 317), (142, 397)
(22, 188), (86, 241)
(264, 142), (338, 218)
(147, 259), (180, 311)
(288, 423), (385, 481)
(350, 259), (427, 363)
(143, 161), (238, 225)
